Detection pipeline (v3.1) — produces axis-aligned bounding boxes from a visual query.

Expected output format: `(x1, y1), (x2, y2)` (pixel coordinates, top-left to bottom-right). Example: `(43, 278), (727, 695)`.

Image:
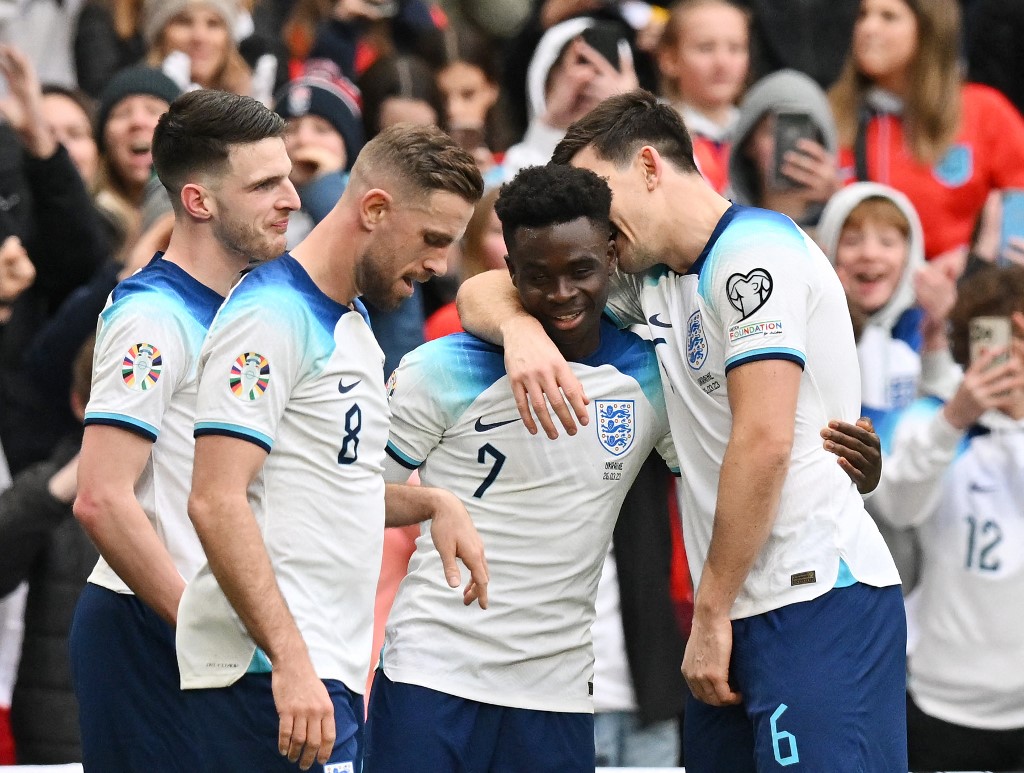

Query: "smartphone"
(773, 112), (819, 191)
(969, 316), (1012, 369)
(998, 189), (1024, 266)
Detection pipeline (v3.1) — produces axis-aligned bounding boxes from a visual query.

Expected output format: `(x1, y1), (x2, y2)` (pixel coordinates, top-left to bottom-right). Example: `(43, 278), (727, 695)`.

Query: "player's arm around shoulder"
(457, 269), (590, 439)
(189, 433), (335, 770)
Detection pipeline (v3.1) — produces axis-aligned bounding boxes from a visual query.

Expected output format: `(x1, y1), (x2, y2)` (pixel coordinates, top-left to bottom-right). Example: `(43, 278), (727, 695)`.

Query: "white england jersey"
(83, 256), (223, 594)
(882, 399), (1024, 730)
(176, 255), (388, 692)
(606, 204), (900, 620)
(381, 321), (677, 713)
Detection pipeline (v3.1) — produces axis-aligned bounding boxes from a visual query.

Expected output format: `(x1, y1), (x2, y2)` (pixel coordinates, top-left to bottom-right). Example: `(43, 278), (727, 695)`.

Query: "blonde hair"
(146, 18), (252, 95)
(830, 0), (961, 165)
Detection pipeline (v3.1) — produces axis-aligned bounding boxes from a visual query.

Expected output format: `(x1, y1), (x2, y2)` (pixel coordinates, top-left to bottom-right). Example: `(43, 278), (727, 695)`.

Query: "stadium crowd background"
(0, 0), (1023, 769)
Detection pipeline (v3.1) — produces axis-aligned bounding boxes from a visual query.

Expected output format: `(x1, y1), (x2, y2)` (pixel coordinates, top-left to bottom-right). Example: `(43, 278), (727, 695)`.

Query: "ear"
(180, 183), (213, 221)
(481, 79), (500, 112)
(359, 188), (392, 231)
(656, 45), (679, 81)
(639, 146), (662, 191)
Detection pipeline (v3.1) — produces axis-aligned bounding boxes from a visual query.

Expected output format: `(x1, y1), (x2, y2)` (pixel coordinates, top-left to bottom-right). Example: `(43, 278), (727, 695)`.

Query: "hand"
(503, 316), (589, 438)
(47, 453), (80, 504)
(272, 656), (336, 770)
(542, 40), (592, 130)
(289, 145), (345, 187)
(942, 341), (1024, 430)
(682, 609), (741, 706)
(914, 260), (957, 325)
(781, 139), (839, 203)
(427, 488), (489, 609)
(821, 417), (881, 494)
(577, 38), (639, 104)
(0, 235), (36, 304)
(928, 244), (969, 280)
(0, 44), (55, 158)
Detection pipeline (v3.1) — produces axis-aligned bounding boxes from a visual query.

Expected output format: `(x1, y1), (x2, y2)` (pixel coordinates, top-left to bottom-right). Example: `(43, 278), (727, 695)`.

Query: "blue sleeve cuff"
(194, 422), (273, 453)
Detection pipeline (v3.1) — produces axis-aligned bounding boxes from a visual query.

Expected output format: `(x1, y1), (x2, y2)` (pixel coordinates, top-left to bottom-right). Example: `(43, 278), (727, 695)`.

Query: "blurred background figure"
(867, 265), (1024, 773)
(657, 0), (749, 192)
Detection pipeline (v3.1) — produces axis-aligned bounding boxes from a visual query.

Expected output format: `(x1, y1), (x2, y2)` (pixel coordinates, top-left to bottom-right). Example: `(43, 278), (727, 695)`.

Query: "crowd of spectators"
(1, 0), (1023, 769)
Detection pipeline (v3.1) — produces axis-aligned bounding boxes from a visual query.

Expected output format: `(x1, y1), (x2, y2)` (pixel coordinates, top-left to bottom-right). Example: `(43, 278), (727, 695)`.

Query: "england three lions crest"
(687, 310), (707, 370)
(596, 400), (635, 456)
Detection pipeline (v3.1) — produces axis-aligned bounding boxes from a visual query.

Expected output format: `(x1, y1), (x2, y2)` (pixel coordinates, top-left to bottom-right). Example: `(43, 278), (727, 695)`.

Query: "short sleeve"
(977, 86), (1024, 190)
(383, 346), (448, 478)
(193, 287), (306, 453)
(702, 215), (812, 375)
(605, 268), (646, 328)
(83, 295), (188, 442)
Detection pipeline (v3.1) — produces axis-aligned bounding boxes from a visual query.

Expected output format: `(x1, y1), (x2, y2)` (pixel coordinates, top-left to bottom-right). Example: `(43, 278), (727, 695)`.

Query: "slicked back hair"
(495, 164), (611, 254)
(152, 90), (286, 200)
(351, 123), (484, 205)
(551, 89), (699, 174)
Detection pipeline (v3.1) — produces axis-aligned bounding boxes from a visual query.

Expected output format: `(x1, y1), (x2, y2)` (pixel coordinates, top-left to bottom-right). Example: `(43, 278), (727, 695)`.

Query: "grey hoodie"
(727, 69), (838, 210)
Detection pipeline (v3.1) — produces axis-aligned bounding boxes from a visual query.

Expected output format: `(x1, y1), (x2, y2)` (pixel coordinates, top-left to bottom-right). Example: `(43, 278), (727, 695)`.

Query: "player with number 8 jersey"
(178, 255), (390, 694)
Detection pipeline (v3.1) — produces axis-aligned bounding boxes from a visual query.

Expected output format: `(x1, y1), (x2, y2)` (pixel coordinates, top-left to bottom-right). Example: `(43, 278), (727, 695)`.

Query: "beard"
(213, 215), (284, 265)
(355, 247), (408, 311)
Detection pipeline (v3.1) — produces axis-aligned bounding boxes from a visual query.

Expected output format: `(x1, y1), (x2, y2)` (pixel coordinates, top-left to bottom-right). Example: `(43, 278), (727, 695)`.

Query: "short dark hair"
(949, 264), (1024, 366)
(551, 89), (699, 174)
(152, 90), (286, 199)
(494, 164), (611, 252)
(353, 122), (484, 204)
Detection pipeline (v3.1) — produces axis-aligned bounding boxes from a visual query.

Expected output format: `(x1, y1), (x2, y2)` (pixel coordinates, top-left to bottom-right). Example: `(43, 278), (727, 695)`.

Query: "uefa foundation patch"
(122, 343), (162, 390)
(230, 352), (271, 401)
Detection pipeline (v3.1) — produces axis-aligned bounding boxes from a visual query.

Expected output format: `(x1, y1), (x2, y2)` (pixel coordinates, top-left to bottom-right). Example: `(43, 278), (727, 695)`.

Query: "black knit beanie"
(274, 75), (365, 172)
(96, 66), (182, 150)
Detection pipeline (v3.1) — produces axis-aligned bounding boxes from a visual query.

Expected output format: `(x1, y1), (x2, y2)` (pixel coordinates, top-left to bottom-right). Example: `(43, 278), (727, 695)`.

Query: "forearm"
(384, 482), (446, 527)
(696, 440), (790, 617)
(189, 490), (306, 663)
(74, 489), (185, 624)
(456, 269), (536, 346)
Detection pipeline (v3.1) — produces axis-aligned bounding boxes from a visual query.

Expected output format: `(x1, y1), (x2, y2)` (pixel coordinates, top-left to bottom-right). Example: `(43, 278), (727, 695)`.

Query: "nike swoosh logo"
(648, 313), (673, 328)
(474, 417), (520, 432)
(338, 378), (362, 394)
(969, 482), (997, 493)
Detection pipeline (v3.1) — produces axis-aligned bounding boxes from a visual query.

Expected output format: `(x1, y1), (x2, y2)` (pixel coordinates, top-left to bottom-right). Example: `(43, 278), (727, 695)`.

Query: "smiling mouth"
(549, 309), (586, 329)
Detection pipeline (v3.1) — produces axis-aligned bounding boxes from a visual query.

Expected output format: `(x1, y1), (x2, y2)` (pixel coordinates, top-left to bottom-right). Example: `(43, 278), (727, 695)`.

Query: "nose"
(549, 276), (576, 303)
(281, 179), (301, 212)
(423, 248), (450, 278)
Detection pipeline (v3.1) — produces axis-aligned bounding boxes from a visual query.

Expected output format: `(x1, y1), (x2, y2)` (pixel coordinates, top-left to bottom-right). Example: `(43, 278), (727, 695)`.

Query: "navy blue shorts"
(363, 670), (594, 772)
(184, 673), (363, 773)
(684, 582), (907, 773)
(69, 583), (200, 773)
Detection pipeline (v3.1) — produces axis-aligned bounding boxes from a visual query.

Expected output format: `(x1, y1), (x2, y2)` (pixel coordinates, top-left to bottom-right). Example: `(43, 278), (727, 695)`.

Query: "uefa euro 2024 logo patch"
(230, 352), (270, 401)
(686, 310), (707, 370)
(122, 342), (161, 390)
(596, 400), (634, 456)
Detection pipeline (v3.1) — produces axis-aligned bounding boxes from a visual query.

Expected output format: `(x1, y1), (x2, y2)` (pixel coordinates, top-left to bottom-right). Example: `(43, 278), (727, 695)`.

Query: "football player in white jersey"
(458, 90), (905, 772)
(364, 163), (885, 772)
(177, 124), (487, 772)
(70, 90), (301, 773)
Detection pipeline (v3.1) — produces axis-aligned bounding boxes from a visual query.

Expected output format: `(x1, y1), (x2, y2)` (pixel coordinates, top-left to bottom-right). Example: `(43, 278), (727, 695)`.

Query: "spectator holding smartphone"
(866, 264), (1024, 772)
(727, 68), (840, 233)
(830, 0), (1024, 269)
